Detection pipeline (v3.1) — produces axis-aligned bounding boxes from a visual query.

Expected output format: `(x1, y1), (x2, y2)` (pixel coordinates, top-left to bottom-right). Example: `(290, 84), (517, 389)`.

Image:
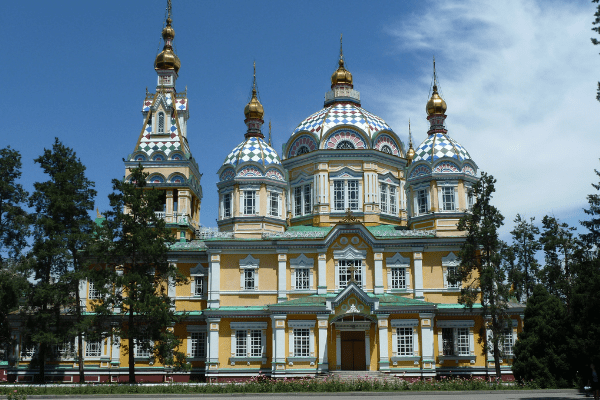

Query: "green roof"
(436, 303), (483, 309)
(270, 295), (327, 307)
(170, 240), (207, 251)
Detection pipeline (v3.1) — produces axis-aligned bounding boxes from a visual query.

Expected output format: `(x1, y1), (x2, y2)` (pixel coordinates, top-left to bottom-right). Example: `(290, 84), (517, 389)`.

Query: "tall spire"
(244, 61), (265, 138)
(406, 119), (415, 164)
(268, 120), (272, 146)
(331, 33), (353, 88)
(339, 33), (344, 64)
(426, 57), (448, 136)
(154, 0), (180, 90)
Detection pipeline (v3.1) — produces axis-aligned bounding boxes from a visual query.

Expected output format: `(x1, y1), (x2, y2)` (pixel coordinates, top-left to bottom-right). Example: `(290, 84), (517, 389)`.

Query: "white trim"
(391, 319), (419, 327)
(437, 320), (475, 328)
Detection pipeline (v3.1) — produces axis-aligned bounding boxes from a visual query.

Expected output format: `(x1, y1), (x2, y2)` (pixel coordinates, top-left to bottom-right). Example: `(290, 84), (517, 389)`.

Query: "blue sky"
(3, 0), (599, 240)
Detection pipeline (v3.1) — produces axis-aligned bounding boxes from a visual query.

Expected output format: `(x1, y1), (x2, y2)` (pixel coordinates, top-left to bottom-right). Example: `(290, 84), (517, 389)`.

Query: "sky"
(3, 0), (599, 241)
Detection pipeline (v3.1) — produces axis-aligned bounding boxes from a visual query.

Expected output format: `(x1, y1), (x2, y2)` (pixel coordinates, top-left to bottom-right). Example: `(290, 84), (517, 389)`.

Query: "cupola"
(154, 17), (181, 73)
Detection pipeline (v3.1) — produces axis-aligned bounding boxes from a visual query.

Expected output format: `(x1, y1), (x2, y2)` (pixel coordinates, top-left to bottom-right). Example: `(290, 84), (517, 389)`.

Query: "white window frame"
(239, 255), (259, 291)
(221, 192), (232, 219)
(437, 320), (475, 359)
(391, 319), (419, 360)
(438, 182), (458, 212)
(157, 111), (165, 134)
(288, 320), (316, 360)
(379, 181), (399, 216)
(386, 253), (411, 292)
(333, 246), (366, 290)
(186, 325), (207, 360)
(134, 336), (152, 359)
(414, 187), (430, 216)
(502, 320), (518, 357)
(290, 254), (315, 291)
(267, 188), (282, 218)
(442, 252), (461, 289)
(240, 186), (260, 216)
(88, 281), (100, 300)
(292, 183), (312, 217)
(465, 184), (474, 211)
(230, 322), (267, 361)
(190, 263), (207, 297)
(85, 338), (103, 359)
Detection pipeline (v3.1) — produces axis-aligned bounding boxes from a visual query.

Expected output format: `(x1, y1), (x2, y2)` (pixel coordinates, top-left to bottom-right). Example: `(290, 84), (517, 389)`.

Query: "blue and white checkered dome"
(223, 137), (281, 167)
(412, 133), (472, 163)
(292, 103), (393, 139)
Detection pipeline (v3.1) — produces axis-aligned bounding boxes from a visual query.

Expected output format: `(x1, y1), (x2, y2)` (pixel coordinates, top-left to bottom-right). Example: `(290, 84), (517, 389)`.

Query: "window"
(295, 268), (310, 290)
(397, 327), (413, 356)
(443, 252), (461, 289)
(134, 337), (151, 358)
(235, 330), (247, 357)
(456, 328), (470, 356)
(336, 140), (355, 149)
(158, 112), (165, 134)
(333, 180), (359, 212)
(441, 186), (456, 211)
(244, 269), (255, 290)
(240, 255), (259, 291)
(390, 267), (406, 289)
(194, 277), (203, 296)
(503, 325), (515, 356)
(191, 332), (206, 359)
(416, 188), (429, 214)
(243, 190), (256, 215)
(250, 330), (262, 357)
(294, 328), (310, 357)
(53, 339), (74, 358)
(381, 145), (392, 154)
(442, 328), (454, 356)
(234, 330), (263, 358)
(297, 146), (310, 155)
(466, 186), (474, 211)
(223, 193), (231, 218)
(88, 281), (99, 299)
(85, 339), (102, 358)
(293, 184), (312, 217)
(20, 338), (35, 359)
(338, 260), (362, 289)
(269, 191), (280, 217)
(446, 265), (460, 288)
(380, 183), (398, 215)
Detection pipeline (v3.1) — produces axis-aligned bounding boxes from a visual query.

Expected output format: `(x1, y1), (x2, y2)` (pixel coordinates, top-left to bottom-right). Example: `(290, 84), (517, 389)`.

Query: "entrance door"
(340, 331), (366, 371)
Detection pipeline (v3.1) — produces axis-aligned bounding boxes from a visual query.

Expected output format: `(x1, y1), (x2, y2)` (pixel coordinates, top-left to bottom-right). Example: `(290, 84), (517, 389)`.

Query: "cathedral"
(5, 6), (523, 383)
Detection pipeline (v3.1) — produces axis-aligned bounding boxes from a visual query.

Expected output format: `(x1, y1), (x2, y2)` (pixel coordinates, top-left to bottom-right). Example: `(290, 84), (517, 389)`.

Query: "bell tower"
(125, 0), (203, 241)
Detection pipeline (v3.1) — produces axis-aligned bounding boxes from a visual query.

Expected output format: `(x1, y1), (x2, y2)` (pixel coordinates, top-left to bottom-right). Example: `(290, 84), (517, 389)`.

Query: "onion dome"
(426, 84), (447, 116)
(412, 132), (471, 163)
(223, 137), (281, 167)
(406, 120), (415, 164)
(154, 18), (181, 73)
(244, 87), (264, 120)
(331, 34), (353, 87)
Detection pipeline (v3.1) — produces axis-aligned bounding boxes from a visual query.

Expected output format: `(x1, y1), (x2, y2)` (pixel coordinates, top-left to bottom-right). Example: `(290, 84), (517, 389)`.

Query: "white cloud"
(370, 0), (600, 236)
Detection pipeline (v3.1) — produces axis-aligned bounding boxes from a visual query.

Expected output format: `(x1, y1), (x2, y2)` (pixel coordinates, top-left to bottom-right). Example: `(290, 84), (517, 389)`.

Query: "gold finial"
(167, 0), (172, 19)
(406, 119), (415, 163)
(268, 120), (272, 146)
(331, 34), (353, 87)
(426, 56), (447, 116)
(154, 0), (180, 73)
(244, 61), (264, 120)
(96, 208), (103, 218)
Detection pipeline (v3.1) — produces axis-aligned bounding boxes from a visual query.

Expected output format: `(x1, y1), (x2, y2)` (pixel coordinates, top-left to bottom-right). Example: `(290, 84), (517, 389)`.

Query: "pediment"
(333, 245), (366, 260)
(442, 252), (460, 267)
(326, 282), (379, 313)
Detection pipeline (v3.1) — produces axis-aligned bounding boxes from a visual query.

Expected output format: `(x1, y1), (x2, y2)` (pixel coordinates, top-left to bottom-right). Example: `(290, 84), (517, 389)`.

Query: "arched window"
(158, 112), (165, 134)
(296, 146), (310, 155)
(336, 140), (355, 150)
(381, 145), (392, 154)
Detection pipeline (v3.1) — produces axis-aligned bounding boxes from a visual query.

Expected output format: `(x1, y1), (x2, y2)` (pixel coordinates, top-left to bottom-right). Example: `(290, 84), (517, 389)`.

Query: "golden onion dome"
(426, 85), (447, 116)
(244, 88), (264, 120)
(406, 146), (415, 162)
(331, 59), (353, 86)
(154, 18), (181, 73)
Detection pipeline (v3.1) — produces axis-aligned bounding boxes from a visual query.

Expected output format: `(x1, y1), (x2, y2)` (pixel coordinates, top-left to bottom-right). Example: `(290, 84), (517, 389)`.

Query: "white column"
(277, 251), (287, 303)
(364, 172), (377, 204)
(413, 250), (424, 299)
(420, 313), (435, 370)
(206, 318), (220, 370)
(316, 171), (328, 204)
(365, 331), (371, 371)
(208, 251), (221, 309)
(374, 250), (384, 295)
(111, 332), (120, 366)
(336, 330), (341, 370)
(168, 274), (176, 311)
(378, 315), (390, 372)
(271, 315), (287, 375)
(317, 316), (329, 372)
(317, 251), (327, 295)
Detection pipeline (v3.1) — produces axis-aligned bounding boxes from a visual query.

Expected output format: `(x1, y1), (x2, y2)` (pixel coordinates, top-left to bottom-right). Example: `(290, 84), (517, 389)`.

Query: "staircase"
(326, 370), (397, 382)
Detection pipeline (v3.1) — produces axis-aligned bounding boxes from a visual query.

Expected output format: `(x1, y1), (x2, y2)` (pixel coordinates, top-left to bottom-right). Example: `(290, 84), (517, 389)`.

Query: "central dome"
(292, 103), (393, 139)
(223, 137), (281, 167)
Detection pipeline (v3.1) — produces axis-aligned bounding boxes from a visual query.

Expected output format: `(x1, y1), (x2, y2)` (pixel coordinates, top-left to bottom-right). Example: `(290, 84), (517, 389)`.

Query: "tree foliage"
(510, 215), (541, 302)
(25, 138), (96, 382)
(592, 0), (600, 101)
(455, 172), (511, 379)
(92, 165), (186, 383)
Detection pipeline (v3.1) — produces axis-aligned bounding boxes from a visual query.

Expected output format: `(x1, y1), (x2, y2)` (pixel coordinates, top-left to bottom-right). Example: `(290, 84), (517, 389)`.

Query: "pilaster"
(419, 313), (435, 371)
(377, 315), (390, 371)
(413, 249), (424, 299)
(317, 315), (329, 372)
(317, 251), (327, 295)
(271, 315), (287, 376)
(373, 249), (384, 295)
(208, 251), (221, 309)
(277, 251), (287, 302)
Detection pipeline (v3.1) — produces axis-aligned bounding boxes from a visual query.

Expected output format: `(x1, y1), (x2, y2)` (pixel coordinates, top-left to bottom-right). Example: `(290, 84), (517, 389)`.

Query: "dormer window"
(158, 112), (165, 134)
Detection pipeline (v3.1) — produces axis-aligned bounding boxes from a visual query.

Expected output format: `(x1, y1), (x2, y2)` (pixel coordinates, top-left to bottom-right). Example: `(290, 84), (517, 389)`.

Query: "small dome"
(244, 88), (264, 120)
(223, 137), (281, 167)
(412, 132), (471, 163)
(154, 18), (181, 73)
(426, 85), (447, 116)
(331, 59), (353, 87)
(406, 146), (415, 162)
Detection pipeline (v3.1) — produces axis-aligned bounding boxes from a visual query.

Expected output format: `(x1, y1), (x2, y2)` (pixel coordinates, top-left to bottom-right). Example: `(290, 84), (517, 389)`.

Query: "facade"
(3, 8), (523, 383)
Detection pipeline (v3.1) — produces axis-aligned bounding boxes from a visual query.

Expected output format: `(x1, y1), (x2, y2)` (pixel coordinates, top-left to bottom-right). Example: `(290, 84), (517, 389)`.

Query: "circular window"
(381, 145), (392, 154)
(336, 140), (355, 150)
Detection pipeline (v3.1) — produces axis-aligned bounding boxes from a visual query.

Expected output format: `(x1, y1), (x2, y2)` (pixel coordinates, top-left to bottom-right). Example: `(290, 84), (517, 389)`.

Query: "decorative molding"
(333, 245), (366, 260)
(442, 252), (460, 267)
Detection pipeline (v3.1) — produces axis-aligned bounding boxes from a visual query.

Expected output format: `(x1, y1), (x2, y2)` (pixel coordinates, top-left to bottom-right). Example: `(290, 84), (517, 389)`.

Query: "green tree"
(581, 164), (600, 249)
(0, 146), (29, 360)
(510, 214), (541, 302)
(592, 0), (600, 101)
(454, 172), (511, 380)
(92, 165), (185, 383)
(26, 139), (96, 382)
(513, 284), (573, 388)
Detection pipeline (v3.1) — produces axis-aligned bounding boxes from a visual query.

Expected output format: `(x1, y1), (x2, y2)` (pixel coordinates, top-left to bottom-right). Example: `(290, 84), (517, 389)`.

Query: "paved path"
(16, 389), (588, 400)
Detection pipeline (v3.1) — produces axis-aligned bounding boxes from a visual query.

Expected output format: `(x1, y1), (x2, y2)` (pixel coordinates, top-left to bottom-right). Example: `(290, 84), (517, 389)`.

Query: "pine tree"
(510, 214), (541, 302)
(592, 0), (600, 101)
(26, 139), (96, 383)
(581, 165), (600, 249)
(0, 147), (29, 361)
(92, 165), (185, 383)
(454, 172), (511, 380)
(512, 285), (573, 388)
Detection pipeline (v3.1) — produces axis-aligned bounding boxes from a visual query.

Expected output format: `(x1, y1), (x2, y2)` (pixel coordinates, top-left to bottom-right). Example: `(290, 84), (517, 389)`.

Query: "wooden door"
(340, 331), (366, 371)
